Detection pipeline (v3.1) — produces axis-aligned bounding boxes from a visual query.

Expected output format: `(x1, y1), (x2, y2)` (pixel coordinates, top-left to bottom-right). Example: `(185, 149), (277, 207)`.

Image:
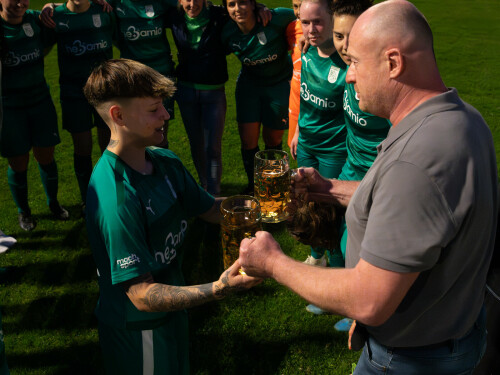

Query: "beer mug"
(220, 195), (262, 270)
(254, 150), (291, 223)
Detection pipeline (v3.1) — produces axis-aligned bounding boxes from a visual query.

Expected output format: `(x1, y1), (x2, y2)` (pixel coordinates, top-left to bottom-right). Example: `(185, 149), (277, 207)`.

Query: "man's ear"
(109, 104), (125, 126)
(386, 48), (404, 78)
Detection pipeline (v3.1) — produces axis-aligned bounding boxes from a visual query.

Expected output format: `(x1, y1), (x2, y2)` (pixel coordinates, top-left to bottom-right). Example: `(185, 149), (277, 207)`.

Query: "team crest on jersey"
(328, 65), (340, 83)
(145, 4), (155, 17)
(22, 23), (34, 37)
(257, 31), (267, 45)
(92, 14), (102, 28)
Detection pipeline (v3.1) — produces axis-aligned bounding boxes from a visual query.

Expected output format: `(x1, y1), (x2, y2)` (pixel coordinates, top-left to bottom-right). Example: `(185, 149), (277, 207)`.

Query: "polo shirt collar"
(377, 88), (462, 153)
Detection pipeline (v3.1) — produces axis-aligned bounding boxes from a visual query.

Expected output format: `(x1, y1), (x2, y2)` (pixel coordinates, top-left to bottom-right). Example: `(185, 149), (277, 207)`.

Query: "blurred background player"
(0, 0), (68, 231)
(166, 0), (229, 196)
(286, 0), (302, 148)
(50, 0), (114, 212)
(221, 0), (295, 194)
(289, 0), (347, 314)
(42, 0), (178, 148)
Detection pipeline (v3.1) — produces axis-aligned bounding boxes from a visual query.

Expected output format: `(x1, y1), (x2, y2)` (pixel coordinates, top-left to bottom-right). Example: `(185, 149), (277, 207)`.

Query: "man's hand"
(291, 167), (334, 202)
(239, 231), (284, 278)
(214, 259), (262, 299)
(40, 3), (56, 29)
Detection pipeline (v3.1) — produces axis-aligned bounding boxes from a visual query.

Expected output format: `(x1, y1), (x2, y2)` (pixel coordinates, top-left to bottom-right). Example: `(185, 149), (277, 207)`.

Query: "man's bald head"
(345, 0), (446, 124)
(351, 0), (433, 57)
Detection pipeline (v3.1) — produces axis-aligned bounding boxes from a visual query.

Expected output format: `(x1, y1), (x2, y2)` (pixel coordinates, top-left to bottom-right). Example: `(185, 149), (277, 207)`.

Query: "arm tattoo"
(213, 270), (245, 299)
(142, 283), (215, 312)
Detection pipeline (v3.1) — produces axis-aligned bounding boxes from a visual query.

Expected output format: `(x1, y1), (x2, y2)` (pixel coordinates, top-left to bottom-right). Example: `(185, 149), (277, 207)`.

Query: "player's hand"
(256, 4), (272, 26)
(214, 259), (262, 299)
(40, 3), (56, 29)
(290, 131), (299, 160)
(348, 320), (357, 350)
(298, 35), (310, 54)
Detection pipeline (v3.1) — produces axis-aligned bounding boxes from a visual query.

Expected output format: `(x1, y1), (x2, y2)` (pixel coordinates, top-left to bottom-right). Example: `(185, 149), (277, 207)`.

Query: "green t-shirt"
(53, 3), (114, 99)
(298, 46), (347, 156)
(184, 6), (209, 49)
(109, 0), (176, 76)
(343, 82), (391, 179)
(221, 8), (295, 86)
(86, 148), (214, 330)
(0, 10), (54, 108)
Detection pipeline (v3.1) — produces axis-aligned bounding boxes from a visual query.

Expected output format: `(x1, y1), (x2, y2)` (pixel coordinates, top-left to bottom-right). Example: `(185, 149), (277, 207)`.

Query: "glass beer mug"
(254, 150), (291, 223)
(220, 195), (262, 270)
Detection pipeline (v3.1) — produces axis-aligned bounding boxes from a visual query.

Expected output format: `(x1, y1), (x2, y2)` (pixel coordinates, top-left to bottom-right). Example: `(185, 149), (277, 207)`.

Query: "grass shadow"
(7, 342), (104, 375)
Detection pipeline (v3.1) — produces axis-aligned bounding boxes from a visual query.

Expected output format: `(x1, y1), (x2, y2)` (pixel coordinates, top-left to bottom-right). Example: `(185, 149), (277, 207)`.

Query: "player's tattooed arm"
(122, 272), (232, 312)
(213, 268), (246, 299)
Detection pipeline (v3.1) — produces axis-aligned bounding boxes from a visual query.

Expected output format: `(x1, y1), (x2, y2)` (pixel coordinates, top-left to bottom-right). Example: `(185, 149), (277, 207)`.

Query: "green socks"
(241, 146), (260, 186)
(74, 154), (92, 203)
(38, 160), (59, 206)
(7, 167), (30, 214)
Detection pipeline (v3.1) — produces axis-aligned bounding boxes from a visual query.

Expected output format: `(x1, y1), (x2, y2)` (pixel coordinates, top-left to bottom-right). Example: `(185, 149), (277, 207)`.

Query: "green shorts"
(0, 95), (60, 158)
(61, 97), (107, 133)
(235, 75), (289, 130)
(98, 312), (189, 375)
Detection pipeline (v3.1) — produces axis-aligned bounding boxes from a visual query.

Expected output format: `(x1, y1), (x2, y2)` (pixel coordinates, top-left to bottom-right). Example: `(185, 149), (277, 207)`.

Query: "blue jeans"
(176, 85), (226, 195)
(354, 306), (487, 374)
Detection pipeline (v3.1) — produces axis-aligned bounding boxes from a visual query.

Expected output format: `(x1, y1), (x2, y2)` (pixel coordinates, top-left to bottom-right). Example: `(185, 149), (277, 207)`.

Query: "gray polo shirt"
(345, 88), (498, 347)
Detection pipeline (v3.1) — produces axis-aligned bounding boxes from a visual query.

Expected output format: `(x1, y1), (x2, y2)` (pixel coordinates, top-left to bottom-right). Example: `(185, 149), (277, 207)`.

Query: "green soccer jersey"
(342, 82), (391, 179)
(53, 3), (114, 99)
(1, 10), (54, 108)
(221, 8), (295, 86)
(298, 46), (347, 156)
(109, 0), (176, 76)
(86, 148), (214, 330)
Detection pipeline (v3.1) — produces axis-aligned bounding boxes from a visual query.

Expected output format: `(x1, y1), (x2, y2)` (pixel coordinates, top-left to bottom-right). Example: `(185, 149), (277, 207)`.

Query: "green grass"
(0, 0), (499, 374)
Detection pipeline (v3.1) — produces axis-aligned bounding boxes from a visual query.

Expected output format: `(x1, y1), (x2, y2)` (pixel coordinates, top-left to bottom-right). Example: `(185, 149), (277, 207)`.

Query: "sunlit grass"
(0, 0), (498, 373)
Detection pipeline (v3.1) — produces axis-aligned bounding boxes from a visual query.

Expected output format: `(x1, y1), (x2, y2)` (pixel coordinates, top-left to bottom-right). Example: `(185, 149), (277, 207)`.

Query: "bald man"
(238, 1), (498, 373)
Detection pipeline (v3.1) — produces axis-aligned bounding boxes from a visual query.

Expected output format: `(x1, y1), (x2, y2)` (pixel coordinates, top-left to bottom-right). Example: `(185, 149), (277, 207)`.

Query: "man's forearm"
(309, 179), (360, 207)
(270, 254), (418, 326)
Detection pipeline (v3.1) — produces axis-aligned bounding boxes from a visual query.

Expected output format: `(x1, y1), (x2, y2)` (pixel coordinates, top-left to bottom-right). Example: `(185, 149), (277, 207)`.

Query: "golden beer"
(254, 150), (291, 223)
(220, 196), (262, 270)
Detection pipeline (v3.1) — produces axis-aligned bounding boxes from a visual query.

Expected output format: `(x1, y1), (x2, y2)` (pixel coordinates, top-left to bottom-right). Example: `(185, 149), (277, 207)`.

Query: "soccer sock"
(241, 146), (259, 186)
(74, 154), (92, 203)
(327, 248), (345, 268)
(265, 142), (282, 151)
(310, 247), (326, 260)
(7, 167), (30, 214)
(38, 160), (58, 206)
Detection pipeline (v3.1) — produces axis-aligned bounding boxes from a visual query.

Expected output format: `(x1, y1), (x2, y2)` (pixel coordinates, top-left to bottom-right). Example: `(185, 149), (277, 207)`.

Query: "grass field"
(0, 0), (499, 374)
